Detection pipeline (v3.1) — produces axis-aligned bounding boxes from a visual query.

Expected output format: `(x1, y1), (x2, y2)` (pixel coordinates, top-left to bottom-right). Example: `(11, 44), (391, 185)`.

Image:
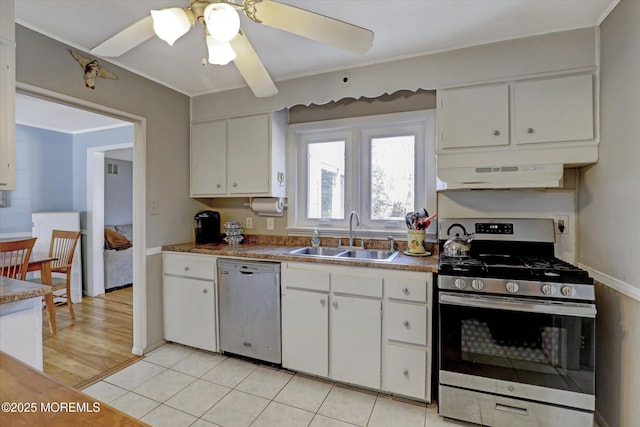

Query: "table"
(0, 351), (149, 426)
(1, 254), (57, 334)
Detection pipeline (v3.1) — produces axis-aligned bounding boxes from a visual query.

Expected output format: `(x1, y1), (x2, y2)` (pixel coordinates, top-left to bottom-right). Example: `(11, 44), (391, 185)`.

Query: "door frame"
(17, 83), (148, 356)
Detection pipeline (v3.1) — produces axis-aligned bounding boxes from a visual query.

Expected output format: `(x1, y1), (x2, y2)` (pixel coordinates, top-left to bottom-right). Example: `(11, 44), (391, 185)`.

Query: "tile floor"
(83, 343), (473, 427)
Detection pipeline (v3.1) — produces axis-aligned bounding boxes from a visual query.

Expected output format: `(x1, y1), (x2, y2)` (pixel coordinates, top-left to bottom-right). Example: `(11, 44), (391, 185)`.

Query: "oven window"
(440, 302), (595, 395)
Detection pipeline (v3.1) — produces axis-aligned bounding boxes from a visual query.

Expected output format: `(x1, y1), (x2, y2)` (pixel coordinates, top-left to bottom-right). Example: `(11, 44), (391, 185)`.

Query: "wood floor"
(42, 286), (141, 389)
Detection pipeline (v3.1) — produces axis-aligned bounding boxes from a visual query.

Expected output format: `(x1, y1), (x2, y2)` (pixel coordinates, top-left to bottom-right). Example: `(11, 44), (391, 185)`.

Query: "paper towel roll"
(250, 198), (285, 216)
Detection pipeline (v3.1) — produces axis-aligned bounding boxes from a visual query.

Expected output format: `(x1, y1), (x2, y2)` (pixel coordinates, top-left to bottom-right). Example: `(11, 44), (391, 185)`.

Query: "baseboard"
(579, 263), (640, 303)
(140, 339), (167, 355)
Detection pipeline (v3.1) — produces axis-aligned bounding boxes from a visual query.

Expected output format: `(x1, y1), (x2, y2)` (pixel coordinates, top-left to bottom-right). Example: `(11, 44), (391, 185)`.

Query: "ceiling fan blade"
(252, 0), (374, 55)
(229, 32), (278, 98)
(90, 15), (155, 57)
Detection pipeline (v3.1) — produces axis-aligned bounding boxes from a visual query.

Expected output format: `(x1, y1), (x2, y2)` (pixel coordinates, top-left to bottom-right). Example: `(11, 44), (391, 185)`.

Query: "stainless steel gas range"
(437, 218), (595, 427)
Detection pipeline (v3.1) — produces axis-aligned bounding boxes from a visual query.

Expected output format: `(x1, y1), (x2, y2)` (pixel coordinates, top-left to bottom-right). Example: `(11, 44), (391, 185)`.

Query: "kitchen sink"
(287, 246), (348, 257)
(287, 246), (399, 262)
(337, 249), (399, 262)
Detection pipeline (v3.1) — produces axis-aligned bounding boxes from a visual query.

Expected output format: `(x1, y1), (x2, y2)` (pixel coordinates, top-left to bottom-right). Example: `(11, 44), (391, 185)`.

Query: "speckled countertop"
(0, 276), (51, 304)
(163, 235), (438, 273)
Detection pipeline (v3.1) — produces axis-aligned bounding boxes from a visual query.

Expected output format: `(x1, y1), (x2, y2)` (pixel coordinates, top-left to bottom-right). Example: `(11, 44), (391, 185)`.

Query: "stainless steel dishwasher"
(217, 259), (281, 364)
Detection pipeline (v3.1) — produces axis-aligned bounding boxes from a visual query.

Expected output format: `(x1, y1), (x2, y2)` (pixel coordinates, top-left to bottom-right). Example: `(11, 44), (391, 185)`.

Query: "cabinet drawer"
(163, 253), (215, 280)
(385, 302), (427, 345)
(283, 264), (330, 292)
(332, 273), (382, 298)
(385, 273), (430, 302)
(382, 344), (426, 400)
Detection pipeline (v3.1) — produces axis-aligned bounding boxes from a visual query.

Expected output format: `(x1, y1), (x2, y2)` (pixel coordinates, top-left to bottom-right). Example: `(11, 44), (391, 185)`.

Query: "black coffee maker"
(194, 210), (221, 244)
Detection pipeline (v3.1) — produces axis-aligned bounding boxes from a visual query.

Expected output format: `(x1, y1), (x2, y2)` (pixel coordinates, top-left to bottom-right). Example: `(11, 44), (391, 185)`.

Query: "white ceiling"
(15, 0), (618, 98)
(15, 93), (130, 134)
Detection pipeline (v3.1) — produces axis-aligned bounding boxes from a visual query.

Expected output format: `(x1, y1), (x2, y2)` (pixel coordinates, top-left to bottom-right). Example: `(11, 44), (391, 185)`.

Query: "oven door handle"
(439, 292), (597, 318)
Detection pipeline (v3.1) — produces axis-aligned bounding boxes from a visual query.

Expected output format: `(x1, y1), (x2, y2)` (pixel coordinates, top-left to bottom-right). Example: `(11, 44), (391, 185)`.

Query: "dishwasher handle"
(240, 271), (254, 275)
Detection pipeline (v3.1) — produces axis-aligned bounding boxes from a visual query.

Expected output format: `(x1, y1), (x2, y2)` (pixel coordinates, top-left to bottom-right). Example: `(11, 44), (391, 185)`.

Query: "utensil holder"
(407, 230), (426, 254)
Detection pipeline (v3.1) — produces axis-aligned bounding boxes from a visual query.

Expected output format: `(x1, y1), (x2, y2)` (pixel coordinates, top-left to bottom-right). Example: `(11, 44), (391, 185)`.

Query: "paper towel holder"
(245, 197), (288, 217)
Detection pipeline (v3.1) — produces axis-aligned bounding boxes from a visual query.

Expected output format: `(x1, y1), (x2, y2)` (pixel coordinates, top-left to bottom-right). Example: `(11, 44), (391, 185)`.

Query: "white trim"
(16, 82), (148, 356)
(0, 232), (32, 240)
(579, 263), (640, 302)
(145, 247), (162, 256)
(596, 0), (620, 25)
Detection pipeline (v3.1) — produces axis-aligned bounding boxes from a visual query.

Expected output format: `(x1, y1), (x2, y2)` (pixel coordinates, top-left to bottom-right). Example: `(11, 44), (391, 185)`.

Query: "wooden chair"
(31, 230), (81, 320)
(0, 238), (37, 280)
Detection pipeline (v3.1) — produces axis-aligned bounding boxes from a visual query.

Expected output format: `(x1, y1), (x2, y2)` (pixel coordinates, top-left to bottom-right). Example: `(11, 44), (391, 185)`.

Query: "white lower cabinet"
(162, 252), (217, 352)
(330, 294), (381, 389)
(281, 289), (328, 377)
(382, 271), (433, 401)
(281, 262), (432, 400)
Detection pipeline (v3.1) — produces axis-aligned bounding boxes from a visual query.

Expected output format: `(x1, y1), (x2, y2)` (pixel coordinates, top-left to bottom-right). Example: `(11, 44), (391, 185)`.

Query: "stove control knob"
(454, 278), (467, 289)
(541, 284), (554, 295)
(471, 279), (485, 290)
(505, 281), (519, 293)
(561, 286), (575, 297)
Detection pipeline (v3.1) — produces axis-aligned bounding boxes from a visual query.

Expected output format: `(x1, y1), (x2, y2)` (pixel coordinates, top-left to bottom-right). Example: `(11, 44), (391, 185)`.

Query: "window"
(289, 110), (436, 236)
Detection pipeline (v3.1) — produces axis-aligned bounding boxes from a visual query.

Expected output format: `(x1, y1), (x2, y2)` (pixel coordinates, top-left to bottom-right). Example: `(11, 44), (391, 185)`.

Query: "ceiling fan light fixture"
(151, 7), (193, 46)
(204, 3), (240, 42)
(206, 36), (237, 65)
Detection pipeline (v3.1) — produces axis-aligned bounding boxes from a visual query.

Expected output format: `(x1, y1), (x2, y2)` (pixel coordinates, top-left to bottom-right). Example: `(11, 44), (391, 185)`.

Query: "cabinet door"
(281, 289), (328, 377)
(438, 84), (509, 150)
(330, 295), (381, 389)
(163, 275), (217, 351)
(514, 74), (594, 144)
(191, 120), (226, 196)
(227, 114), (269, 194)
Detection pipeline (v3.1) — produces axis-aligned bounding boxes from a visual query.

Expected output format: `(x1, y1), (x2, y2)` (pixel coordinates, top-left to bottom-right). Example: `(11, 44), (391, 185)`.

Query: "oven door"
(439, 291), (596, 411)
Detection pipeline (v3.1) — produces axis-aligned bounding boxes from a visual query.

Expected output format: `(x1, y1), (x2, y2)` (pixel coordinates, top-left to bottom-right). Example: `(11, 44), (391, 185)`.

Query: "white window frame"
(287, 110), (436, 238)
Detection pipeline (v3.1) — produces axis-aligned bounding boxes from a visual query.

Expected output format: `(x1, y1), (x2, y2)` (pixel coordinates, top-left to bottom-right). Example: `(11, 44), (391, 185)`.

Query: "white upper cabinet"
(513, 74), (594, 145)
(438, 83), (509, 150)
(191, 120), (227, 196)
(436, 73), (598, 188)
(0, 0), (16, 190)
(190, 110), (287, 198)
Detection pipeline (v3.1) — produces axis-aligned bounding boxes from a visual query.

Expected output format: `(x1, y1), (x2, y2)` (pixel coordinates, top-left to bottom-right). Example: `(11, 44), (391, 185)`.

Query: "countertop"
(0, 276), (51, 305)
(0, 351), (148, 426)
(163, 242), (438, 273)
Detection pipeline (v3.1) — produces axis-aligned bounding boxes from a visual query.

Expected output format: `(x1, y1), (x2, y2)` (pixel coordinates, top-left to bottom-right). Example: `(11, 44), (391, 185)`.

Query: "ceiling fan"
(90, 0), (374, 97)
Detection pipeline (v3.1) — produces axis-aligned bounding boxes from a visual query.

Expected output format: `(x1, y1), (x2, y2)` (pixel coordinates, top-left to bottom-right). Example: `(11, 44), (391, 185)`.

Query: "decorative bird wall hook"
(69, 49), (118, 89)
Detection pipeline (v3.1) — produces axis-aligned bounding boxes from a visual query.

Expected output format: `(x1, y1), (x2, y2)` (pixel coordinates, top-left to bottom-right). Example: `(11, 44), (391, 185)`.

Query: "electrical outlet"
(245, 217), (253, 229)
(553, 216), (569, 235)
(266, 217), (275, 231)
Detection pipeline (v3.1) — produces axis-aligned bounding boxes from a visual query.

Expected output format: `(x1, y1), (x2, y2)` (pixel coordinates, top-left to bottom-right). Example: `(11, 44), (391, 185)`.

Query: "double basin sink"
(287, 246), (399, 262)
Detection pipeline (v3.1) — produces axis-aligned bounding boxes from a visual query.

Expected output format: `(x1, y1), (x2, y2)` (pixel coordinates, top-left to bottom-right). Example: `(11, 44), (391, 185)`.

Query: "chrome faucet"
(348, 211), (361, 248)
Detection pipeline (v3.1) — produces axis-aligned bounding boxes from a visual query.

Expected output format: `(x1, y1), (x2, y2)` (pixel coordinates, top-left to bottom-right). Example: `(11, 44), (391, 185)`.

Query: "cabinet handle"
(216, 183), (222, 188)
(332, 301), (338, 309)
(232, 182), (238, 187)
(402, 287), (409, 295)
(402, 369), (409, 377)
(184, 266), (190, 271)
(527, 127), (535, 134)
(493, 130), (501, 136)
(203, 289), (208, 294)
(403, 320), (410, 328)
(320, 299), (326, 307)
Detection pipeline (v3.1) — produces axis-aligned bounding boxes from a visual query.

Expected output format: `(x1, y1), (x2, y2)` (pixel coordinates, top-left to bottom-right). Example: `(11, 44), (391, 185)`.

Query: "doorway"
(16, 84), (147, 357)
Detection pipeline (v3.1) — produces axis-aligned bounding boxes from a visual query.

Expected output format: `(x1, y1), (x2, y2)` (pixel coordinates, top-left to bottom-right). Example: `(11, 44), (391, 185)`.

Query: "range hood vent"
(438, 163), (563, 189)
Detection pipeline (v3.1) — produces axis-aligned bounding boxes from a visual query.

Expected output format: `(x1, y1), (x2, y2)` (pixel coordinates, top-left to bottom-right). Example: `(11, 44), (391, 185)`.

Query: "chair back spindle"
(0, 238), (37, 280)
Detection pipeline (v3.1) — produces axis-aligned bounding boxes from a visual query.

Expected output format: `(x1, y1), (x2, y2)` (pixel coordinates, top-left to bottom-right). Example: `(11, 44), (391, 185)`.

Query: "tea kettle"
(443, 223), (472, 257)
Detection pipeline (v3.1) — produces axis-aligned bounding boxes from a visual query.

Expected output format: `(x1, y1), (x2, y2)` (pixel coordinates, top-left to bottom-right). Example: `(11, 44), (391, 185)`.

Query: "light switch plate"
(266, 217), (274, 230)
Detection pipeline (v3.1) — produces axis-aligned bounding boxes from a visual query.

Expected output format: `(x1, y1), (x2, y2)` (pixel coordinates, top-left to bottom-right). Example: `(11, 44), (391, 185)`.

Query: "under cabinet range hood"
(437, 163), (563, 189)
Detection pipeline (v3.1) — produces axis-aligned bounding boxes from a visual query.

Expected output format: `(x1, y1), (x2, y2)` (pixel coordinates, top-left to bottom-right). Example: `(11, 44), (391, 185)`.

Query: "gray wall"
(0, 125), (73, 234)
(104, 157), (133, 226)
(579, 1), (640, 426)
(16, 24), (198, 350)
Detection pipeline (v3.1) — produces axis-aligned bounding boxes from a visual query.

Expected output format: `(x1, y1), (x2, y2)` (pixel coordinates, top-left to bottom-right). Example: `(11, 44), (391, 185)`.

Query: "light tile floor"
(83, 343), (473, 427)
